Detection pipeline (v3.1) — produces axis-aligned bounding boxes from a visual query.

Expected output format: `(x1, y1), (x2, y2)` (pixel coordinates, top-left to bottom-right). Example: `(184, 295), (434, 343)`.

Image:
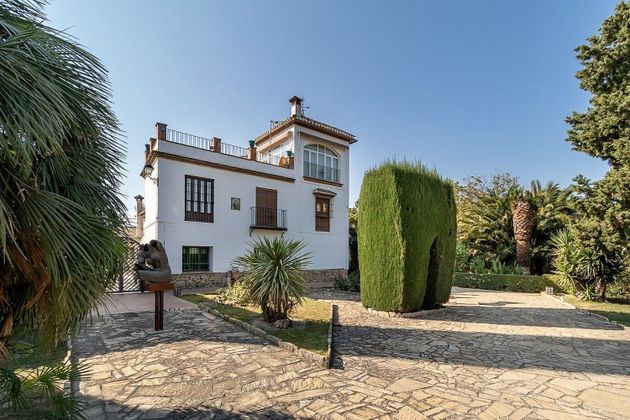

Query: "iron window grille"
(182, 246), (211, 272)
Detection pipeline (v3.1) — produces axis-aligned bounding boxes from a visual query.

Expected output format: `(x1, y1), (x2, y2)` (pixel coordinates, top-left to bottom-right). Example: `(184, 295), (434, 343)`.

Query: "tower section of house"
(136, 96), (357, 289)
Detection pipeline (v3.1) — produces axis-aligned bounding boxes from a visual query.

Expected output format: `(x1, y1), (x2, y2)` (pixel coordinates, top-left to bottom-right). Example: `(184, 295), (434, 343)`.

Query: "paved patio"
(97, 292), (197, 315)
(73, 288), (630, 419)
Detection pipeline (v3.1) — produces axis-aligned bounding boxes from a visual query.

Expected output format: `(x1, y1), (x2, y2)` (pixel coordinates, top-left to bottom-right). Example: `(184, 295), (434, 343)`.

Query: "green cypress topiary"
(358, 161), (457, 312)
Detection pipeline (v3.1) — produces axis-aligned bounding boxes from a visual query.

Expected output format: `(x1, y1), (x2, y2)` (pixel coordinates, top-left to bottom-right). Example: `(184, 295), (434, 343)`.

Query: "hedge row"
(358, 162), (456, 312)
(453, 272), (565, 293)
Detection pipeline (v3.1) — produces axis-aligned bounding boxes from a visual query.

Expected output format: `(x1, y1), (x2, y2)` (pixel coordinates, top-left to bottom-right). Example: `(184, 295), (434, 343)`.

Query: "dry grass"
(563, 295), (630, 327)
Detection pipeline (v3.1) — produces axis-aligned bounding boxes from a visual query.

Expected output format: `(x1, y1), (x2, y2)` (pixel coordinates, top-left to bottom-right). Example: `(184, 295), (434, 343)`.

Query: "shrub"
(550, 229), (622, 300)
(335, 272), (360, 292)
(216, 282), (252, 306)
(453, 272), (563, 293)
(358, 161), (457, 312)
(233, 237), (310, 322)
(467, 255), (523, 275)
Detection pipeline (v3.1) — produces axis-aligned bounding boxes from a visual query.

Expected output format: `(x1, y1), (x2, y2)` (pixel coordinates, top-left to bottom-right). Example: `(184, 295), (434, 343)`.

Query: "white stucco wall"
(141, 127), (350, 274)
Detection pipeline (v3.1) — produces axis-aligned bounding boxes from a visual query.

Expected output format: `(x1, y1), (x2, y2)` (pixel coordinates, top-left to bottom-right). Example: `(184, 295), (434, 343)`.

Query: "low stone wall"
(173, 268), (346, 290)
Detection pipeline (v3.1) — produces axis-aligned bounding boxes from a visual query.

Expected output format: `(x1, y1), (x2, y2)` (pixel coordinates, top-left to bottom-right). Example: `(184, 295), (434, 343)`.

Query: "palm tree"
(512, 197), (536, 275)
(529, 181), (575, 273)
(234, 237), (310, 323)
(0, 0), (127, 356)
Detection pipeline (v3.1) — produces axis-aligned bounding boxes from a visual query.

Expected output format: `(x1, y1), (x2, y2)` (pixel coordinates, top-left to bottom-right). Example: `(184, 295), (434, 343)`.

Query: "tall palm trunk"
(512, 198), (535, 275)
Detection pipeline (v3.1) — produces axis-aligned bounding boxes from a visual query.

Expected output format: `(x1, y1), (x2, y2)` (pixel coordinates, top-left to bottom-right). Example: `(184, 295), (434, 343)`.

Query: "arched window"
(303, 144), (339, 182)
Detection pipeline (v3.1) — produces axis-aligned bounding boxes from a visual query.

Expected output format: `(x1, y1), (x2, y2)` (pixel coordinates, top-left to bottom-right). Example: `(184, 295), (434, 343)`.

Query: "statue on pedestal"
(134, 240), (172, 283)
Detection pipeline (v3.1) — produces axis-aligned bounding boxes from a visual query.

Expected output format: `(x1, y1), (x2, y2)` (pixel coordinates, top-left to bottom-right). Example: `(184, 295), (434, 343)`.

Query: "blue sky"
(47, 0), (615, 215)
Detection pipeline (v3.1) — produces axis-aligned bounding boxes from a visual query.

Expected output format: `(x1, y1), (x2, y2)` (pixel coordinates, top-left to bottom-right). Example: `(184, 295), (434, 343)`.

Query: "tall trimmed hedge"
(358, 162), (457, 312)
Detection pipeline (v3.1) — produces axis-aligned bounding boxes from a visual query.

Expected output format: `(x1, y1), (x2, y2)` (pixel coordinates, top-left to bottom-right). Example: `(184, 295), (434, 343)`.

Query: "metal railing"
(165, 128), (284, 166)
(303, 162), (340, 183)
(250, 207), (287, 229)
(220, 142), (249, 159)
(166, 129), (213, 151)
(257, 151), (281, 166)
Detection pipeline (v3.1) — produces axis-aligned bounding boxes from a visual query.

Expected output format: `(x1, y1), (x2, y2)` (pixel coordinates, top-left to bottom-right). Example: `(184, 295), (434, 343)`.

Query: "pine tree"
(565, 1), (630, 299)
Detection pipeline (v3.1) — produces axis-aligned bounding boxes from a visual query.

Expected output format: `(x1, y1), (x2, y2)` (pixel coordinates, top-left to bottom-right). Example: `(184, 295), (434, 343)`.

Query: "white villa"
(135, 97), (357, 288)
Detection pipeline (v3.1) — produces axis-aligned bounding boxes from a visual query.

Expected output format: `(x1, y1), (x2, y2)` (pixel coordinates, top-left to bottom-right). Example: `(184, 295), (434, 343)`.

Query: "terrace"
(160, 125), (290, 168)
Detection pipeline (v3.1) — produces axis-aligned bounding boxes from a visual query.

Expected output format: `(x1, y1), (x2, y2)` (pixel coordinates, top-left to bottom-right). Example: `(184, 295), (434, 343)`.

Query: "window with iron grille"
(185, 175), (214, 222)
(182, 246), (211, 272)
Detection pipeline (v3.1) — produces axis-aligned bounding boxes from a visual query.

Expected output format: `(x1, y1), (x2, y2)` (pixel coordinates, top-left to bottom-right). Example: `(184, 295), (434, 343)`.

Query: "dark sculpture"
(134, 240), (172, 283)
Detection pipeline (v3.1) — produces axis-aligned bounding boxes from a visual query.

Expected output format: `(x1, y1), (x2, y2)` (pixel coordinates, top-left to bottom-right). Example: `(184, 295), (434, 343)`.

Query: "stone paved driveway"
(73, 288), (630, 419)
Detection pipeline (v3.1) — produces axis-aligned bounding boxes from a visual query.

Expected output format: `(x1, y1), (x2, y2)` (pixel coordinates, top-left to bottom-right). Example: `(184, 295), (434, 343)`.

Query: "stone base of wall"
(173, 268), (346, 290)
(301, 269), (347, 289)
(173, 272), (228, 289)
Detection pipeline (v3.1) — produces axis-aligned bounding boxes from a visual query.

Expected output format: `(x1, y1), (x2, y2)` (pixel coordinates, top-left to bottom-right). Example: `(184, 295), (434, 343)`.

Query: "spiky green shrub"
(233, 237), (311, 322)
(358, 162), (457, 312)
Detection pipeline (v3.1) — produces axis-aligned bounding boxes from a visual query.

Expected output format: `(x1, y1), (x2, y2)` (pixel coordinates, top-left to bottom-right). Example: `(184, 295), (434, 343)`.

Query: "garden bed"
(180, 294), (331, 356)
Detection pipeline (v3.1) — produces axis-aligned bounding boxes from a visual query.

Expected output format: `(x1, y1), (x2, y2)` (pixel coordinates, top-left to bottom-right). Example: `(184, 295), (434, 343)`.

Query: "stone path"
(73, 288), (630, 419)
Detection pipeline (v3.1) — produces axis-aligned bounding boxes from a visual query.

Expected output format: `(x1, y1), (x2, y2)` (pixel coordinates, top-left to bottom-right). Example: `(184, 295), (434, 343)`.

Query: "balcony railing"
(165, 128), (284, 166)
(257, 151), (281, 166)
(303, 162), (340, 183)
(250, 207), (287, 231)
(220, 142), (248, 158)
(166, 129), (213, 150)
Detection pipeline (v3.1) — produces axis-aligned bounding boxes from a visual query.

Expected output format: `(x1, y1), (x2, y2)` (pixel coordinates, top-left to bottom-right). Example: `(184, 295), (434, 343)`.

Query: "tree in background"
(564, 1), (630, 300)
(457, 176), (574, 274)
(348, 202), (359, 274)
(456, 174), (520, 266)
(512, 197), (536, 275)
(0, 1), (127, 353)
(529, 181), (575, 273)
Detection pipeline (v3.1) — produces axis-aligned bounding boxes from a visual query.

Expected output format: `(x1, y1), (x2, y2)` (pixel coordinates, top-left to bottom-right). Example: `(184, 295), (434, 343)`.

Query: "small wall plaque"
(231, 197), (241, 210)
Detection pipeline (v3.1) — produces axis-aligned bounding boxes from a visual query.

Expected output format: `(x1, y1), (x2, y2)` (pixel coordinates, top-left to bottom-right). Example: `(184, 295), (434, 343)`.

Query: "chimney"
(289, 96), (303, 117)
(134, 195), (145, 239)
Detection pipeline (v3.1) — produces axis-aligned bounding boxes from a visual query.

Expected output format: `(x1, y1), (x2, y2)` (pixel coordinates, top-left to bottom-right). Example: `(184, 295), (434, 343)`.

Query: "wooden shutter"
(185, 175), (214, 222)
(315, 197), (330, 232)
(256, 187), (277, 227)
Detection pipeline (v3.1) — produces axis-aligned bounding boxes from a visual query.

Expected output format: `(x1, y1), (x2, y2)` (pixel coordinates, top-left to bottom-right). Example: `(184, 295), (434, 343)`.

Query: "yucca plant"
(551, 229), (614, 300)
(233, 237), (310, 323)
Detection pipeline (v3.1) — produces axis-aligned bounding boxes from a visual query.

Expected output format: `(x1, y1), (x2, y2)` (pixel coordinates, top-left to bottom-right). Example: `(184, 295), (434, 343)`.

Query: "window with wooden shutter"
(255, 187), (277, 227)
(185, 175), (214, 222)
(315, 197), (330, 232)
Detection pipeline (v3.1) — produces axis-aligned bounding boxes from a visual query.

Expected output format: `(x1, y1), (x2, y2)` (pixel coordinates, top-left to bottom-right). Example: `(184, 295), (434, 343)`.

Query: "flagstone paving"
(73, 288), (630, 419)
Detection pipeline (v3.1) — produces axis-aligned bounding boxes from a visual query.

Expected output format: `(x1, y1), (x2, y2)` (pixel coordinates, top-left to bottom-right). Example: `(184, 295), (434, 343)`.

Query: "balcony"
(250, 207), (287, 233)
(303, 162), (341, 184)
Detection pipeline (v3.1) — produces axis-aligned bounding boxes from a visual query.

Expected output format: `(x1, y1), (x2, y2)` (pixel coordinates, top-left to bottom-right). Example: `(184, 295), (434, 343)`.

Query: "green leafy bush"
(453, 272), (563, 293)
(358, 161), (457, 312)
(233, 237), (310, 322)
(334, 272), (360, 292)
